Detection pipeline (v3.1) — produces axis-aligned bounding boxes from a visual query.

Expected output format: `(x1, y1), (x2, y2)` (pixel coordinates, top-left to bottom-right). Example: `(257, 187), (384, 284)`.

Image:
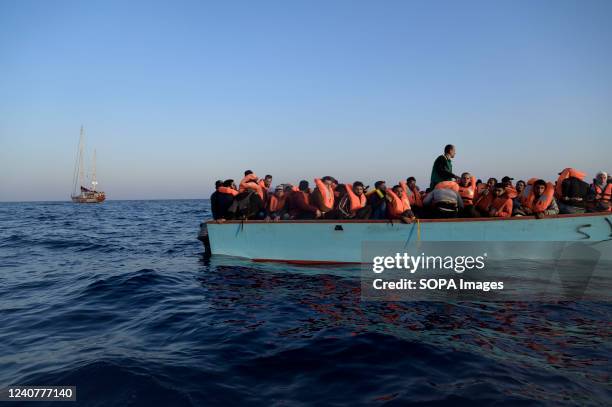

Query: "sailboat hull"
(71, 192), (105, 203)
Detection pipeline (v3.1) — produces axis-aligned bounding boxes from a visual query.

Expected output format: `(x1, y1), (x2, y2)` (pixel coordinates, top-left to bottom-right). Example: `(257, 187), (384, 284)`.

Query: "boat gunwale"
(207, 211), (611, 225)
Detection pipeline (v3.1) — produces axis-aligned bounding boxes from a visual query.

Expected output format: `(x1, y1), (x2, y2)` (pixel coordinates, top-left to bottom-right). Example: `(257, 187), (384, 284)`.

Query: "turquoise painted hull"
(205, 213), (612, 263)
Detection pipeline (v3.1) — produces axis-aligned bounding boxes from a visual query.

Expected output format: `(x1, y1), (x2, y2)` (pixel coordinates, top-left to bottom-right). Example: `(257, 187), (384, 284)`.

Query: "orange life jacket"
(555, 168), (586, 199)
(458, 177), (477, 205)
(435, 180), (460, 192)
(314, 178), (334, 210)
(345, 184), (367, 211)
(239, 174), (264, 201)
(518, 179), (537, 207)
(525, 182), (555, 213)
(406, 185), (423, 208)
(592, 183), (612, 212)
(476, 192), (494, 213)
(387, 187), (411, 218)
(504, 186), (518, 199)
(399, 181), (413, 211)
(408, 188), (423, 207)
(267, 194), (286, 212)
(489, 197), (513, 217)
(605, 184), (612, 212)
(218, 186), (238, 196)
(258, 179), (269, 200)
(592, 183), (612, 201)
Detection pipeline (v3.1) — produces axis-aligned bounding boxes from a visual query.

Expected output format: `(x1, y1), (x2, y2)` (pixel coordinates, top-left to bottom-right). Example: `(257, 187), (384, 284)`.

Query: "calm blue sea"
(0, 200), (610, 406)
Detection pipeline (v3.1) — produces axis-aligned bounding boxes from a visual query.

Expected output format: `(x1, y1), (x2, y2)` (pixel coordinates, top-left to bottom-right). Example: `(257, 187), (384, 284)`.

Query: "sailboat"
(71, 126), (106, 203)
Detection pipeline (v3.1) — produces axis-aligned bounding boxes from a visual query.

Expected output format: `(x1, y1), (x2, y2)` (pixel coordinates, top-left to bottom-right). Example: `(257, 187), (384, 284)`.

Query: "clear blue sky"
(1, 0), (610, 201)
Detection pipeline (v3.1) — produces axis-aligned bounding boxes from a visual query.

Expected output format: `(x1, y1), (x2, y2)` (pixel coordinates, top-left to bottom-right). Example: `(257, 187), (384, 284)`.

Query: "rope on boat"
(403, 219), (421, 249)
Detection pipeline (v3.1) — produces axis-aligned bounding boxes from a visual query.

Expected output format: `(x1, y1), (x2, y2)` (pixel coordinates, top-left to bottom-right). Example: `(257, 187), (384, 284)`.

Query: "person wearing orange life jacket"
(265, 185), (289, 221)
(457, 172), (479, 218)
(515, 179), (559, 219)
(501, 176), (518, 199)
(405, 177), (424, 217)
(385, 183), (415, 223)
(425, 181), (463, 218)
(239, 170), (265, 202)
(474, 177), (497, 214)
(486, 183), (513, 218)
(336, 182), (372, 219)
(589, 171), (611, 212)
(554, 168), (589, 214)
(288, 180), (322, 220)
(311, 176), (336, 216)
(258, 174), (273, 203)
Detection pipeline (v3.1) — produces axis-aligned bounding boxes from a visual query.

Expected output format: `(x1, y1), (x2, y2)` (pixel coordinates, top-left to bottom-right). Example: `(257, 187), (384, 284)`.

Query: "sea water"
(0, 200), (610, 406)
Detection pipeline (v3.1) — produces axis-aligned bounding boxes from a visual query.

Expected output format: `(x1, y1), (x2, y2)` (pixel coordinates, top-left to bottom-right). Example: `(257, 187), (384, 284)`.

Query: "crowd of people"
(210, 145), (611, 223)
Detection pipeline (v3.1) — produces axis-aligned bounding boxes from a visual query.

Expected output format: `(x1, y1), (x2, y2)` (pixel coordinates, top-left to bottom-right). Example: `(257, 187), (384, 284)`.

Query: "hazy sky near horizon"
(1, 0), (611, 201)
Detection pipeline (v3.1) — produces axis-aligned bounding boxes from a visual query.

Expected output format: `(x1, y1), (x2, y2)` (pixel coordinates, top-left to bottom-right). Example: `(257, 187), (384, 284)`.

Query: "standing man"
(430, 144), (459, 190)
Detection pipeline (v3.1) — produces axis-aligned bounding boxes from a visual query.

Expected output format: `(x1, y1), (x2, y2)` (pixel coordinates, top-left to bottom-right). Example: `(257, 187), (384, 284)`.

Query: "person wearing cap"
(288, 180), (322, 219)
(429, 144), (459, 190)
(500, 176), (518, 199)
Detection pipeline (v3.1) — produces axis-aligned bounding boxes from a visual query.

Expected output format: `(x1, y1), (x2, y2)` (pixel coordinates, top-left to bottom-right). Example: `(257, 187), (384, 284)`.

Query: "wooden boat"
(71, 126), (106, 203)
(202, 213), (612, 263)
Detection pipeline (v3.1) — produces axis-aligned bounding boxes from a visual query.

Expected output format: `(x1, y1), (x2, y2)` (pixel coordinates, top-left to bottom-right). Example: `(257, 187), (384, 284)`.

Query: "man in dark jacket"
(430, 144), (459, 189)
(367, 181), (388, 220)
(210, 180), (222, 219)
(214, 179), (237, 220)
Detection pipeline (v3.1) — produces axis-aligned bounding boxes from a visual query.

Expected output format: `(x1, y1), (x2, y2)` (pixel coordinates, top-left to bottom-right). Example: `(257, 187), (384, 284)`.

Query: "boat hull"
(71, 192), (105, 203)
(205, 213), (612, 263)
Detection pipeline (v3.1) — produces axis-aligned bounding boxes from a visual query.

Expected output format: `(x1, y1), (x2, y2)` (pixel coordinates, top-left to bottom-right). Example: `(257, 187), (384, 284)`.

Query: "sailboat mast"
(91, 149), (98, 191)
(78, 126), (85, 188)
